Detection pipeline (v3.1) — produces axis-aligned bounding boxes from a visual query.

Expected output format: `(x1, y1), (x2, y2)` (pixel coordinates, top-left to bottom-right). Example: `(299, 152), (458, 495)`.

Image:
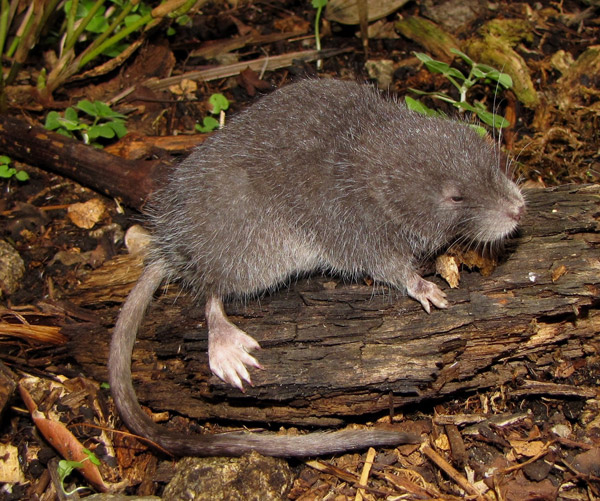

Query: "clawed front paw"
(208, 326), (263, 391)
(406, 275), (449, 314)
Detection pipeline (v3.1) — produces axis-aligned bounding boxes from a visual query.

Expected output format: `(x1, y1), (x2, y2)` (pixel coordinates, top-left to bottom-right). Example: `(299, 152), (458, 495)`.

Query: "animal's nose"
(509, 202), (526, 222)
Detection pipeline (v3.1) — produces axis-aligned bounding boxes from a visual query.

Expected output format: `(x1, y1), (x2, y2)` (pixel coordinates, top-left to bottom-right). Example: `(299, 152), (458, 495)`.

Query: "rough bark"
(66, 184), (600, 427)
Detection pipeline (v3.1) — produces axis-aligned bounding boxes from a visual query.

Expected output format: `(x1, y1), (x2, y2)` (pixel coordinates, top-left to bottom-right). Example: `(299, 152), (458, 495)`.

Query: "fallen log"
(0, 115), (170, 210)
(66, 184), (600, 427)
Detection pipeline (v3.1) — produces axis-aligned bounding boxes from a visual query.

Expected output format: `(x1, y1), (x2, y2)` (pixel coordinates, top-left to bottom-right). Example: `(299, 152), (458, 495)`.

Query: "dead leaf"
(326, 0), (410, 25)
(441, 248), (499, 280)
(436, 254), (460, 288)
(169, 78), (197, 100)
(551, 264), (567, 282)
(18, 377), (110, 492)
(510, 439), (546, 457)
(573, 448), (600, 476)
(554, 360), (575, 378)
(238, 68), (273, 96)
(67, 199), (106, 229)
(500, 470), (557, 501)
(0, 444), (25, 483)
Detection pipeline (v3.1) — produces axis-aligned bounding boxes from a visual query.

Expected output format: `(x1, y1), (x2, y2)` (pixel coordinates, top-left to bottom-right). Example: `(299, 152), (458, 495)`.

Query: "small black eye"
(450, 196), (464, 203)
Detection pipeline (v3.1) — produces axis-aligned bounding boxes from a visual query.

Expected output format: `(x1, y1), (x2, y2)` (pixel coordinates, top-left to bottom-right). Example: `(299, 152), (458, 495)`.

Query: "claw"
(406, 274), (449, 313)
(205, 296), (263, 390)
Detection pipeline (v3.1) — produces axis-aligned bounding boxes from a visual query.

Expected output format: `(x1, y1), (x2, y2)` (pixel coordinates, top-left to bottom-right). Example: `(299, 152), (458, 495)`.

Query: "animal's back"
(147, 80), (391, 295)
(146, 79), (513, 298)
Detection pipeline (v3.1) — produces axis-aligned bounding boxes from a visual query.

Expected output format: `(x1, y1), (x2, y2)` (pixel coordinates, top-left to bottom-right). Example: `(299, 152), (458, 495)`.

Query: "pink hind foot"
(205, 295), (263, 391)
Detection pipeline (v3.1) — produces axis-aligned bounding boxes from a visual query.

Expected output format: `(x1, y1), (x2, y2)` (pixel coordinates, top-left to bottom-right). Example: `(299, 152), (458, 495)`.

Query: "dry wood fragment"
(421, 443), (486, 499)
(355, 447), (376, 501)
(510, 380), (597, 398)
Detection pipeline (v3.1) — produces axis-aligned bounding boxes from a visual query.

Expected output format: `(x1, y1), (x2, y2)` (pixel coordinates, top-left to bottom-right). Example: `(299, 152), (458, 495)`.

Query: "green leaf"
(64, 107), (79, 122)
(469, 124), (488, 137)
(422, 58), (451, 74)
(76, 100), (98, 117)
(312, 0), (328, 8)
(96, 101), (126, 119)
(108, 120), (128, 138)
(57, 116), (84, 131)
(82, 449), (101, 466)
(414, 52), (434, 65)
(496, 72), (513, 89)
(471, 67), (487, 79)
(425, 60), (465, 81)
(87, 15), (109, 34)
(0, 155), (11, 164)
(44, 111), (63, 130)
(439, 65), (465, 81)
(195, 116), (220, 132)
(473, 63), (496, 74)
(454, 101), (473, 111)
(404, 96), (437, 116)
(55, 128), (76, 139)
(176, 14), (191, 26)
(124, 14), (142, 28)
(15, 170), (30, 181)
(91, 101), (111, 117)
(0, 164), (16, 178)
(414, 52), (465, 80)
(102, 43), (128, 58)
(407, 87), (430, 96)
(88, 124), (116, 140)
(450, 48), (475, 67)
(64, 0), (94, 18)
(57, 460), (76, 481)
(476, 110), (510, 128)
(208, 93), (230, 114)
(454, 102), (510, 128)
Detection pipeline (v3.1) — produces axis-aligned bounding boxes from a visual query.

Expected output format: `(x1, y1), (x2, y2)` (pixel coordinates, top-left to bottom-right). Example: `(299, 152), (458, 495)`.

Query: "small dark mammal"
(109, 79), (525, 457)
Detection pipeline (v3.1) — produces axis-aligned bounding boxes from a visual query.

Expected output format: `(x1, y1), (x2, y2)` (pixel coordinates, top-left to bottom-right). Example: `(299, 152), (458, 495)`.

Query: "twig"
(421, 443), (488, 499)
(143, 48), (350, 91)
(355, 447), (376, 501)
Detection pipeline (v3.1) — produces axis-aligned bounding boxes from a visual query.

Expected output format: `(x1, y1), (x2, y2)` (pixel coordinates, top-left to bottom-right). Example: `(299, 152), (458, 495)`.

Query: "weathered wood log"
(0, 115), (171, 210)
(66, 184), (600, 427)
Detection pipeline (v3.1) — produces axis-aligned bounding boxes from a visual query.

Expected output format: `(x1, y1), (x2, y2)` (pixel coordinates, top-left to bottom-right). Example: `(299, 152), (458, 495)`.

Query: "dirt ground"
(1, 0), (599, 499)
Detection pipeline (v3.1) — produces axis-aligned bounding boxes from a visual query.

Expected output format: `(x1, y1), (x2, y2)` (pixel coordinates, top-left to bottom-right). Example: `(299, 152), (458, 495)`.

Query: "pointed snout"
(508, 201), (526, 223)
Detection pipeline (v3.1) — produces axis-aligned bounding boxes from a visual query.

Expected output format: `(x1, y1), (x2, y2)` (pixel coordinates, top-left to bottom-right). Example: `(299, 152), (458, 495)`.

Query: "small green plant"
(311, 0), (327, 53)
(57, 448), (100, 495)
(0, 155), (29, 181)
(406, 48), (513, 134)
(0, 0), (199, 104)
(195, 93), (230, 133)
(62, 0), (152, 58)
(45, 99), (127, 146)
(166, 13), (193, 37)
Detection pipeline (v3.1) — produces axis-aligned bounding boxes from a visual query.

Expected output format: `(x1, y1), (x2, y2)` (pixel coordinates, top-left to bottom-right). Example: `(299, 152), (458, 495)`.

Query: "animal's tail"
(108, 260), (419, 457)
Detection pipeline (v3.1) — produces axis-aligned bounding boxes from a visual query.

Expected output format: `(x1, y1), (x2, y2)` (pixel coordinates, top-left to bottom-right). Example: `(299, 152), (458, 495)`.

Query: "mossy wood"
(67, 185), (600, 427)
